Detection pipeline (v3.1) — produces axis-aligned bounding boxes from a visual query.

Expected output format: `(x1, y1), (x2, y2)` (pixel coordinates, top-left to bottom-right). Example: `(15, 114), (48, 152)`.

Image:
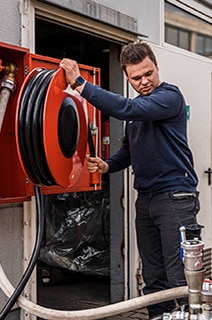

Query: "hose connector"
(0, 62), (18, 92)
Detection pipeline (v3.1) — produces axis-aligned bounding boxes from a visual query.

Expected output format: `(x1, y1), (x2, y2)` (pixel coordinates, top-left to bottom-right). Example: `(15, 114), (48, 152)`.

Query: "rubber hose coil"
(18, 69), (80, 186)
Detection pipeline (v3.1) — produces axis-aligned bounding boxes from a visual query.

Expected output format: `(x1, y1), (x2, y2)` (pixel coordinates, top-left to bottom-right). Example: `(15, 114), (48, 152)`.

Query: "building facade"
(0, 1), (212, 319)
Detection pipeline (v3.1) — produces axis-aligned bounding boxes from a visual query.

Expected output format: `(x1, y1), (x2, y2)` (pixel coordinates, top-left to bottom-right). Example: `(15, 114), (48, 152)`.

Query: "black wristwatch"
(71, 76), (85, 90)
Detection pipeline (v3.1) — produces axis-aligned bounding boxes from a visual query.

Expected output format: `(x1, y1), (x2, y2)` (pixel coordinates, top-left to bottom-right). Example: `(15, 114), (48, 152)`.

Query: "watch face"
(76, 76), (85, 85)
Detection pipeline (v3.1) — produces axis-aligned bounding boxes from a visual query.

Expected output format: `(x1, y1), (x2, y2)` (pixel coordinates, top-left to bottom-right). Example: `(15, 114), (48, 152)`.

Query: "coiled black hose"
(0, 186), (44, 319)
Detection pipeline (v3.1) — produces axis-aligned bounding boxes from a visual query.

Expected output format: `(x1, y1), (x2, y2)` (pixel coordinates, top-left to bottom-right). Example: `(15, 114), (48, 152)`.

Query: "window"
(165, 25), (190, 50)
(165, 1), (212, 58)
(196, 34), (212, 56)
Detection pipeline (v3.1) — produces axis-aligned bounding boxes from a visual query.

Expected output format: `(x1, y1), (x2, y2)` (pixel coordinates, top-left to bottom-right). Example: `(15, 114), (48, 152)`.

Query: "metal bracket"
(204, 167), (212, 185)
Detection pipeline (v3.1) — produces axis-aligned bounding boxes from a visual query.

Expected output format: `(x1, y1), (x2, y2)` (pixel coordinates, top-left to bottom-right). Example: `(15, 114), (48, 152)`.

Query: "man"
(60, 42), (201, 318)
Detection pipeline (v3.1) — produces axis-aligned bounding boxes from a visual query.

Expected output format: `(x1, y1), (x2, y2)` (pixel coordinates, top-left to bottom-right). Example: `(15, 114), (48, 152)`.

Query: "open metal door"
(152, 44), (212, 248)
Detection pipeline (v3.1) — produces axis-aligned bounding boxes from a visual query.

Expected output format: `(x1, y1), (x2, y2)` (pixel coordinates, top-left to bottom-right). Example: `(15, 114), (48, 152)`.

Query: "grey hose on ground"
(0, 264), (188, 320)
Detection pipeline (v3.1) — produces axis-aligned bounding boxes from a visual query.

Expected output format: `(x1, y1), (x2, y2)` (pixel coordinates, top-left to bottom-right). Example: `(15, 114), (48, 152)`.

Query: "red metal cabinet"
(0, 41), (101, 204)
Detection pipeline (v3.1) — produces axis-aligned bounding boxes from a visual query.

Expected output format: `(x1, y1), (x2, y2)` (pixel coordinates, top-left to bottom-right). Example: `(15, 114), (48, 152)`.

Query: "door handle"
(204, 167), (212, 185)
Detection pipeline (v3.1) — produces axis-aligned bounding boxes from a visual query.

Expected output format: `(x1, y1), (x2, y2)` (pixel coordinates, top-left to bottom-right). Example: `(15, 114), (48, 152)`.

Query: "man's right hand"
(86, 155), (109, 174)
(59, 58), (86, 93)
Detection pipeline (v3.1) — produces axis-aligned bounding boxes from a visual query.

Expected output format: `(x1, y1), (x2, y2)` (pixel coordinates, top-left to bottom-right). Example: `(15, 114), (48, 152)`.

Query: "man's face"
(125, 56), (161, 96)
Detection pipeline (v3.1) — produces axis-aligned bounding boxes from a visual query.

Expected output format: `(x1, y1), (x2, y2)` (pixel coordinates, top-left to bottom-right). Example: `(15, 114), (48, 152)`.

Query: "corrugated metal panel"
(203, 247), (212, 278)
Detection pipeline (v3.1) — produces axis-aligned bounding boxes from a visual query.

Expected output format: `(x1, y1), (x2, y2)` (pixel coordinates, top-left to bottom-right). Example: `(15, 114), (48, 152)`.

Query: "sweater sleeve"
(81, 81), (183, 122)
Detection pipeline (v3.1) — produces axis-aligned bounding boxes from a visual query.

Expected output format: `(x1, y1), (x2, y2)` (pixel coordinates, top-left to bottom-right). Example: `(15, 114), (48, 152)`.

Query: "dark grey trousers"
(135, 190), (201, 317)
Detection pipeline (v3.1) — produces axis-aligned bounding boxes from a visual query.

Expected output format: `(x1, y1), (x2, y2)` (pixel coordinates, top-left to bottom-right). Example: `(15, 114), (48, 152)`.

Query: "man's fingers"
(85, 155), (108, 174)
(86, 155), (100, 163)
(86, 155), (95, 162)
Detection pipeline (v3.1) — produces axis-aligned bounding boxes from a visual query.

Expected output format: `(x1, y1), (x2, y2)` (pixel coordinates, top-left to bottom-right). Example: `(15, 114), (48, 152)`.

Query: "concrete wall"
(94, 0), (162, 43)
(0, 0), (21, 46)
(0, 205), (23, 319)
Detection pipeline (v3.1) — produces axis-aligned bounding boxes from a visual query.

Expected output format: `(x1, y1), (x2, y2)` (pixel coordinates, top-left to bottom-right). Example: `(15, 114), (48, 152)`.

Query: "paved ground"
(37, 266), (149, 320)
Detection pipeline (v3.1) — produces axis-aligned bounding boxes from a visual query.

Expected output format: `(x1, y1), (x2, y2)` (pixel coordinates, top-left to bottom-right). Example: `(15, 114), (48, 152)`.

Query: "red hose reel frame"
(0, 41), (101, 203)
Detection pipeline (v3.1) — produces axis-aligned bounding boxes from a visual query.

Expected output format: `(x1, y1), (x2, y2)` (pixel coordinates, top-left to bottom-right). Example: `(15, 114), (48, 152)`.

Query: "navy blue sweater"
(82, 81), (198, 194)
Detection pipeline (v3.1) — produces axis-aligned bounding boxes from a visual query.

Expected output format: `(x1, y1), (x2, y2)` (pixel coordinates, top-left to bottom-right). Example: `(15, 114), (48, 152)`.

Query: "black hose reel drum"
(15, 67), (88, 188)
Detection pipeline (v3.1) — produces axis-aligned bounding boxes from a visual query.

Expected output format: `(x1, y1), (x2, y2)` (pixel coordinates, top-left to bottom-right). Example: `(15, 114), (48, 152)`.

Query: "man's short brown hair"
(120, 42), (157, 73)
